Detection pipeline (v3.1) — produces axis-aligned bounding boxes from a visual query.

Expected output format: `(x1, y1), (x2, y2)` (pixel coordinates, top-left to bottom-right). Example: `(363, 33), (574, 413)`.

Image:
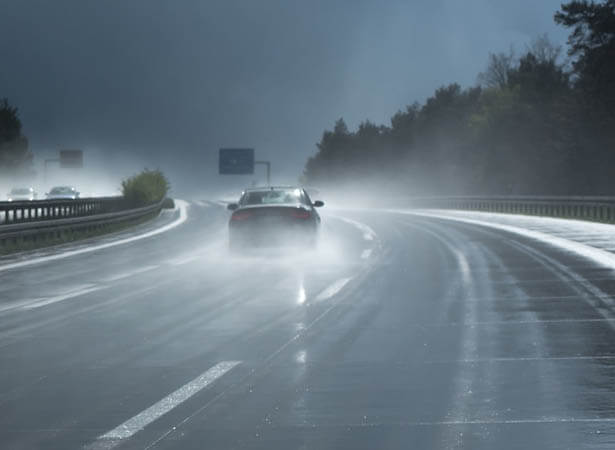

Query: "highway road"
(2, 201), (615, 449)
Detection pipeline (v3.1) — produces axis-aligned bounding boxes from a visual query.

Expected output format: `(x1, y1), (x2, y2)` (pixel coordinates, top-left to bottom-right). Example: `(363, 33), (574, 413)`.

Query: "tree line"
(0, 98), (32, 179)
(303, 0), (615, 195)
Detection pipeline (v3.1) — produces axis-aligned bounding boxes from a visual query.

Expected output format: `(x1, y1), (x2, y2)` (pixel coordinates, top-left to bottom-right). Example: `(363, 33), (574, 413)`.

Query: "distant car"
(46, 186), (80, 200)
(7, 187), (37, 202)
(227, 186), (324, 250)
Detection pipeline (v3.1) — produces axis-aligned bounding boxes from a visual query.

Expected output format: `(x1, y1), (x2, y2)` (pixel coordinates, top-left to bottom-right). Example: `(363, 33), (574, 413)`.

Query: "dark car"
(227, 186), (324, 250)
(46, 186), (80, 200)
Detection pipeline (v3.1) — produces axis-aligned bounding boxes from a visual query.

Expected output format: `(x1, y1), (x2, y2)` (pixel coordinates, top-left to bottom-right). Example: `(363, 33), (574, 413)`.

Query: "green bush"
(162, 197), (175, 209)
(121, 169), (169, 206)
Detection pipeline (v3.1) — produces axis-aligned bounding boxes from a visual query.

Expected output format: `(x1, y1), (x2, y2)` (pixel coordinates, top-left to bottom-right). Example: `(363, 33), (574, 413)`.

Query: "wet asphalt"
(2, 202), (615, 449)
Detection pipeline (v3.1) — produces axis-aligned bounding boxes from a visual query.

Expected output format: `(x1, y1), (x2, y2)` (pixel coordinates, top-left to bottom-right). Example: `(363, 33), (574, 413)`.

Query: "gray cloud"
(1, 0), (569, 191)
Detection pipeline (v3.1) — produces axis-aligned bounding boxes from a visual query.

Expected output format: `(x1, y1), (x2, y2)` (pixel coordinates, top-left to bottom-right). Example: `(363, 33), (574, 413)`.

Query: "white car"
(7, 187), (37, 202)
(46, 186), (80, 200)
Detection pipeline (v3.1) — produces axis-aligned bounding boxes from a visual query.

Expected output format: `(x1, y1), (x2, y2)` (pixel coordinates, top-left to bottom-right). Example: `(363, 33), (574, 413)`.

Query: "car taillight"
(291, 210), (311, 219)
(231, 211), (252, 221)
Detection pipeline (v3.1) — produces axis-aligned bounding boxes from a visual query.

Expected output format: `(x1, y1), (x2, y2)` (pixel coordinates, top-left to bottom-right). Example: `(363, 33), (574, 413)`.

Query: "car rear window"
(241, 189), (308, 205)
(50, 187), (72, 194)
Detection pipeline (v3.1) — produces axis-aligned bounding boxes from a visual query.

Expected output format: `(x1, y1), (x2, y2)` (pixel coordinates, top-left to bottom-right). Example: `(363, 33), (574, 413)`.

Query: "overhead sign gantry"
(218, 148), (271, 185)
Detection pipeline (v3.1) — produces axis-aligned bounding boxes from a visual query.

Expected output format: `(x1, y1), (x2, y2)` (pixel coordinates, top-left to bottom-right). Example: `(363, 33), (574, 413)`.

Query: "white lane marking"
(0, 266), (161, 314)
(167, 255), (200, 266)
(422, 317), (615, 326)
(142, 262), (371, 447)
(488, 276), (615, 285)
(398, 209), (615, 271)
(336, 217), (377, 241)
(92, 361), (240, 448)
(468, 294), (606, 301)
(22, 285), (104, 310)
(509, 238), (615, 331)
(428, 355), (615, 363)
(402, 220), (472, 286)
(102, 265), (159, 282)
(0, 285), (103, 313)
(341, 417), (615, 427)
(361, 249), (372, 259)
(399, 209), (615, 324)
(315, 277), (353, 302)
(0, 200), (189, 273)
(454, 248), (471, 285)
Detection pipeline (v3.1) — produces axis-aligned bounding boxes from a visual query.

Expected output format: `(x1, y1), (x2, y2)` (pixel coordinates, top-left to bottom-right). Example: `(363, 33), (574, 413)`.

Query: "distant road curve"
(397, 208), (615, 270)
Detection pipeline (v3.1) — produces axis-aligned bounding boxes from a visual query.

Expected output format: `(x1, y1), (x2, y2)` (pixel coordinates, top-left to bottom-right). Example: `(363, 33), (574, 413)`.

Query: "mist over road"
(2, 202), (615, 449)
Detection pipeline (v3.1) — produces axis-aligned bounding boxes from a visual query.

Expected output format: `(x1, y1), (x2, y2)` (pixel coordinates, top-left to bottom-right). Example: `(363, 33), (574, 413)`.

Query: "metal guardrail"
(404, 196), (615, 223)
(0, 196), (128, 225)
(0, 197), (164, 248)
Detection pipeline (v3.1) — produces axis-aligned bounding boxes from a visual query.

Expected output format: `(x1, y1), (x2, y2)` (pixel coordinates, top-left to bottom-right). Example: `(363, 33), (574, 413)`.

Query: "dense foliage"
(304, 1), (615, 195)
(0, 98), (32, 176)
(121, 169), (170, 206)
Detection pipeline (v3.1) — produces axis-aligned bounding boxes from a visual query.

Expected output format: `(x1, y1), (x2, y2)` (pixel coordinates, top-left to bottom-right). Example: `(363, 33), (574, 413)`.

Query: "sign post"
(255, 161), (270, 186)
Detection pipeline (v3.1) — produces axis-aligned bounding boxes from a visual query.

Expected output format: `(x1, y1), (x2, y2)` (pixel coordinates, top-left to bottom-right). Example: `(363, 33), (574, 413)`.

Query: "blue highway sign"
(219, 148), (255, 175)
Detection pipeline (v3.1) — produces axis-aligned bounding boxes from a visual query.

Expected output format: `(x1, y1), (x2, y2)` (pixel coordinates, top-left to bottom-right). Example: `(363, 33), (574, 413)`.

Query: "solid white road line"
(399, 209), (615, 271)
(92, 361), (240, 448)
(427, 355), (615, 363)
(340, 417), (615, 428)
(0, 284), (105, 313)
(421, 317), (615, 326)
(167, 255), (200, 266)
(0, 265), (161, 314)
(102, 265), (159, 282)
(315, 277), (353, 302)
(337, 217), (377, 241)
(22, 285), (104, 310)
(0, 200), (189, 273)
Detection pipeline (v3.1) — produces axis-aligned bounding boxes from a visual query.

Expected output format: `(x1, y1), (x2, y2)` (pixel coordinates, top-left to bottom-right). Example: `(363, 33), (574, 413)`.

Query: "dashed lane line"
(314, 277), (353, 302)
(88, 361), (241, 450)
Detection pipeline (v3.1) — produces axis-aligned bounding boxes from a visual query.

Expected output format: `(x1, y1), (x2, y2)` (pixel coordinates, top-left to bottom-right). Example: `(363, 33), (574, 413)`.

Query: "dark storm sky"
(1, 0), (569, 189)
